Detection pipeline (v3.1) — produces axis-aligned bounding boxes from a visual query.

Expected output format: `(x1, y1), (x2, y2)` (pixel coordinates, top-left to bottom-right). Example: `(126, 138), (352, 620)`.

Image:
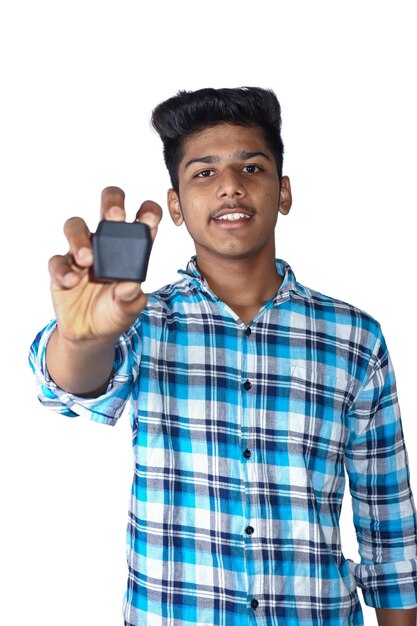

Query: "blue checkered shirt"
(29, 258), (417, 625)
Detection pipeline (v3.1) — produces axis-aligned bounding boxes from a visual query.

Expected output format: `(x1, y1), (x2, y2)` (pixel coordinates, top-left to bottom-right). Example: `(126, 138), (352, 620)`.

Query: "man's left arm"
(376, 607), (416, 625)
(344, 323), (417, 615)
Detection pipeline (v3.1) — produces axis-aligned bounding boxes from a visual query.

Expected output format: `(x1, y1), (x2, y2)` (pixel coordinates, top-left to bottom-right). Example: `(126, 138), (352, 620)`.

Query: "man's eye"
(196, 169), (214, 178)
(243, 164), (260, 174)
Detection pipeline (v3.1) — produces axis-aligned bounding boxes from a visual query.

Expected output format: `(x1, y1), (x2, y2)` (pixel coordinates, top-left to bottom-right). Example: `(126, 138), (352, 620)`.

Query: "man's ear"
(167, 189), (184, 226)
(278, 176), (292, 216)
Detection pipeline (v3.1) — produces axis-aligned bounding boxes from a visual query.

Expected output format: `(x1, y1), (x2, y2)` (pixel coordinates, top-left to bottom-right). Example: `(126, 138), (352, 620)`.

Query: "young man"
(29, 88), (417, 625)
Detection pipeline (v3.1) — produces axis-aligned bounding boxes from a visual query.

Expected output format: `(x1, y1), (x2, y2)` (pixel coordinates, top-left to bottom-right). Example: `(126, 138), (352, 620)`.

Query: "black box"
(92, 221), (152, 282)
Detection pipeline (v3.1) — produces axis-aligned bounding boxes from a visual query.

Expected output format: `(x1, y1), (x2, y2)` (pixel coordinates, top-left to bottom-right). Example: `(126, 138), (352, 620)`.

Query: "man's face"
(168, 123), (291, 264)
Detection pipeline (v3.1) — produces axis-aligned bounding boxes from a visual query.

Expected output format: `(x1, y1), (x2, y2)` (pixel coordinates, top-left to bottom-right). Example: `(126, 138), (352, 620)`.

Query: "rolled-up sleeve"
(345, 324), (417, 608)
(28, 318), (141, 426)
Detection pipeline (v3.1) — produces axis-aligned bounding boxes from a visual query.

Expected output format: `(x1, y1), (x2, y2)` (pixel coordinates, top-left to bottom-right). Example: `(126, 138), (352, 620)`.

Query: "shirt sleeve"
(344, 324), (417, 608)
(28, 318), (141, 426)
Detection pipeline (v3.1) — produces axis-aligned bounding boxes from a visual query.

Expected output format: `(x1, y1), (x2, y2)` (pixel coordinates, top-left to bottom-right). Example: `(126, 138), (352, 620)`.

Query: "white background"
(1, 1), (416, 624)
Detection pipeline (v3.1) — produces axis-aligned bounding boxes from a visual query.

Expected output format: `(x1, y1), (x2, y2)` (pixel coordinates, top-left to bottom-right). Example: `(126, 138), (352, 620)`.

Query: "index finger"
(100, 186), (126, 220)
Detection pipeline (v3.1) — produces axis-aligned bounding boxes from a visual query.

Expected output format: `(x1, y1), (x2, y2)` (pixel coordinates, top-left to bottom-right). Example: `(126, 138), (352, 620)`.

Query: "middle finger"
(100, 186), (126, 221)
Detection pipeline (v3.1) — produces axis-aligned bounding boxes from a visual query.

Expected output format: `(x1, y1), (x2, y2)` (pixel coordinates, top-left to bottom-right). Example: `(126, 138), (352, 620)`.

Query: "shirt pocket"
(287, 364), (352, 452)
(284, 364), (355, 500)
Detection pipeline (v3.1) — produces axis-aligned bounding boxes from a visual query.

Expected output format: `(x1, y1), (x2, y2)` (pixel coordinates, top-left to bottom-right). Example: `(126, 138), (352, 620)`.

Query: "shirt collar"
(178, 256), (304, 304)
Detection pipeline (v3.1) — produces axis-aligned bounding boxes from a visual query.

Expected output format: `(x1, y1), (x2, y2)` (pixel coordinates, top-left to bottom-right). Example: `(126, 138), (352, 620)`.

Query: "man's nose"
(216, 169), (246, 198)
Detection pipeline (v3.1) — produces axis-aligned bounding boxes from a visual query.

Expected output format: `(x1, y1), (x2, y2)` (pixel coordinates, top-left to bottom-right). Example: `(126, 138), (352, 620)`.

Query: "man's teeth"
(215, 213), (251, 221)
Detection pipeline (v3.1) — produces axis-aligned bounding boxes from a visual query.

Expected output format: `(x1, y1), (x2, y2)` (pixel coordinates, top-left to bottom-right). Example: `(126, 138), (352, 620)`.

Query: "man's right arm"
(46, 330), (116, 396)
(44, 186), (162, 397)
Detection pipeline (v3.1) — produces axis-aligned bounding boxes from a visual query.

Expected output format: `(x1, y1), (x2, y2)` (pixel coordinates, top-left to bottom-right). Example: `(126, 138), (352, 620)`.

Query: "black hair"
(151, 87), (284, 192)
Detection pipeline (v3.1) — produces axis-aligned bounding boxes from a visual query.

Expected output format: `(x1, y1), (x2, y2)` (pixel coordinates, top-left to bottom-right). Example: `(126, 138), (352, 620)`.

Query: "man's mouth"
(211, 204), (254, 223)
(213, 212), (252, 222)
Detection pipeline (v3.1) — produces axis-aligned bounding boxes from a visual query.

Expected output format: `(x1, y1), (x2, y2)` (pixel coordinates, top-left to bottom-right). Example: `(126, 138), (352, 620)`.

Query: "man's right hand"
(49, 186), (162, 343)
(45, 187), (162, 395)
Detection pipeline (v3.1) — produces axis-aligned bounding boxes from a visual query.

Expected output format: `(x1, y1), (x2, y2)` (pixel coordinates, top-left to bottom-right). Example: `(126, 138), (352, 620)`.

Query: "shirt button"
(245, 326), (252, 336)
(243, 380), (252, 391)
(245, 525), (254, 535)
(243, 449), (251, 459)
(250, 599), (259, 609)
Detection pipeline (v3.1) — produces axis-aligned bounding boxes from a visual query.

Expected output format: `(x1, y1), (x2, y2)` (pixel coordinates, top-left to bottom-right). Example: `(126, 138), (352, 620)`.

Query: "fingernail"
(139, 212), (158, 228)
(117, 283), (142, 301)
(63, 272), (78, 287)
(106, 205), (124, 220)
(78, 247), (92, 261)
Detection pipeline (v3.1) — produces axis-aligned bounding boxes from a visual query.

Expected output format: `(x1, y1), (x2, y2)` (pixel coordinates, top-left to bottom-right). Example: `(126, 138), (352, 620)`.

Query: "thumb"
(114, 281), (144, 302)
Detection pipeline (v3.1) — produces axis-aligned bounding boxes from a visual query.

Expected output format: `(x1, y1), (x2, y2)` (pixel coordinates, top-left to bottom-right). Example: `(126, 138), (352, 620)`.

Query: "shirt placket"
(240, 319), (263, 617)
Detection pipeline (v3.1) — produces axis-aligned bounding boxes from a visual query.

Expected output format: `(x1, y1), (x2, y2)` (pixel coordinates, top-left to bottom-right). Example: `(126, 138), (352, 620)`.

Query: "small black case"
(92, 221), (152, 282)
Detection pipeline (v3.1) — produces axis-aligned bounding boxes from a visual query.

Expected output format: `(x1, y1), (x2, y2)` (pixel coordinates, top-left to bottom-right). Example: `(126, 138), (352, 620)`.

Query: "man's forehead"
(184, 122), (266, 143)
(180, 123), (271, 165)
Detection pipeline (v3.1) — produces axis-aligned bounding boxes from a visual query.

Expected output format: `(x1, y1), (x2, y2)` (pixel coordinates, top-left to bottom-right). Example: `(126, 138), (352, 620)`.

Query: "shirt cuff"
(347, 558), (417, 608)
(31, 319), (134, 426)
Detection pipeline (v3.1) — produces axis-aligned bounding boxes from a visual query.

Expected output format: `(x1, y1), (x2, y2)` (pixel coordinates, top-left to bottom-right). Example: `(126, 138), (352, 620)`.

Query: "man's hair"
(151, 87), (284, 192)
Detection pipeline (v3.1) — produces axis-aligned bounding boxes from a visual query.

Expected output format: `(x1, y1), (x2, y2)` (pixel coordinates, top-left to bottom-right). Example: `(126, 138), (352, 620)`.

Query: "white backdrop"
(1, 1), (416, 624)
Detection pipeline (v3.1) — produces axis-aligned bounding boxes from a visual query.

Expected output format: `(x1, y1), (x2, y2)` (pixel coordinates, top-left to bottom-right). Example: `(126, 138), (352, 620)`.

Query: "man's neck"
(195, 250), (283, 325)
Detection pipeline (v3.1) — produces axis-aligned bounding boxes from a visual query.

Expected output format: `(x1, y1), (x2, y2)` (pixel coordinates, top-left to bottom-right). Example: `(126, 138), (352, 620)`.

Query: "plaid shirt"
(29, 257), (417, 625)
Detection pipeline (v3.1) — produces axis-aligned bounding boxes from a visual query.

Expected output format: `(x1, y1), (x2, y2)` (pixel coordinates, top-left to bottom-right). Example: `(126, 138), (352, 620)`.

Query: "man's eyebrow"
(234, 150), (271, 161)
(184, 155), (220, 169)
(184, 151), (271, 169)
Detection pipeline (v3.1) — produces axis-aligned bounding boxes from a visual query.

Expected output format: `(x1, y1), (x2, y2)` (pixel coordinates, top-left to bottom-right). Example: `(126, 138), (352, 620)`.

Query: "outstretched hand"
(48, 186), (162, 344)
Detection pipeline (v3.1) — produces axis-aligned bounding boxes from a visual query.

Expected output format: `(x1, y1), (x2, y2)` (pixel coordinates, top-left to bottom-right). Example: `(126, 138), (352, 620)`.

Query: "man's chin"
(196, 243), (270, 263)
